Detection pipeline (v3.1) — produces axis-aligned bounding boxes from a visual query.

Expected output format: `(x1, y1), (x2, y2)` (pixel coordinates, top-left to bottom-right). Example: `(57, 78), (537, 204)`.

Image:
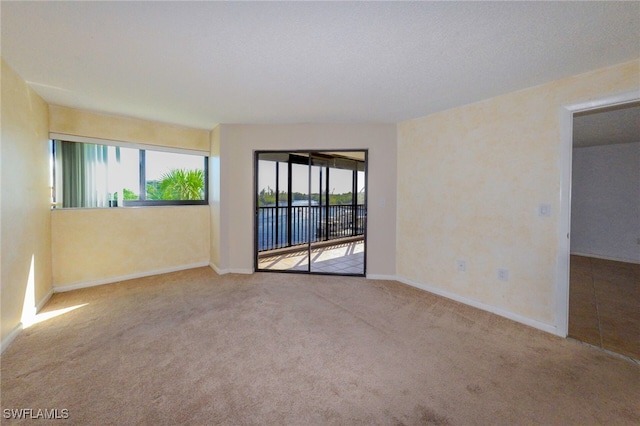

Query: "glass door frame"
(253, 149), (368, 276)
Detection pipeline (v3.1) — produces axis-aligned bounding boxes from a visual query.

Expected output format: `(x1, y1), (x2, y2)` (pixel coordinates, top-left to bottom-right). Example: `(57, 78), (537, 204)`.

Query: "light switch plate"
(498, 268), (509, 281)
(538, 204), (551, 217)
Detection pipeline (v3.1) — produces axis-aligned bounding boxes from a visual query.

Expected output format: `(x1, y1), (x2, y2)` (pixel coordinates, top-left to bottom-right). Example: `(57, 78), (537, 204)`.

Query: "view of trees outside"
(147, 169), (205, 200)
(255, 155), (366, 252)
(257, 159), (364, 208)
(257, 187), (355, 207)
(122, 168), (205, 201)
(51, 140), (207, 206)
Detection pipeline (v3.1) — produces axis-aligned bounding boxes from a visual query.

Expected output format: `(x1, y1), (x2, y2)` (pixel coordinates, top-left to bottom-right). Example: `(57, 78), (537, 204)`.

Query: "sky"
(112, 147), (204, 194)
(258, 160), (365, 195)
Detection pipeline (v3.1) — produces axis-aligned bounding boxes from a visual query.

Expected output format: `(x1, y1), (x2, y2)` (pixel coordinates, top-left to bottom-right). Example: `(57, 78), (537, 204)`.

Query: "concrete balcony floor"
(258, 239), (364, 275)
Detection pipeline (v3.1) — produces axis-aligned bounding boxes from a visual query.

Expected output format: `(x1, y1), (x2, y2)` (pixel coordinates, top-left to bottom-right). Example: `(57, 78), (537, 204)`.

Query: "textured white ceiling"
(2, 1), (639, 129)
(574, 104), (640, 148)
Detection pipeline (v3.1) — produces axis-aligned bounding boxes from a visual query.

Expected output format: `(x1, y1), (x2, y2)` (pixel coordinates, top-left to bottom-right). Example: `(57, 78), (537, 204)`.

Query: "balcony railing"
(257, 204), (365, 252)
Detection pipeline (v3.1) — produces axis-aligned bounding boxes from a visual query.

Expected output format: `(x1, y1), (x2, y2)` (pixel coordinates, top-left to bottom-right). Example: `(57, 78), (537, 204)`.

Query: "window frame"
(124, 149), (209, 207)
(50, 135), (209, 208)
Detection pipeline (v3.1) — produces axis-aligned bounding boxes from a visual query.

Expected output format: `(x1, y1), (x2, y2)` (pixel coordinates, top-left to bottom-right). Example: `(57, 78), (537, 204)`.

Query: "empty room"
(1, 2), (639, 424)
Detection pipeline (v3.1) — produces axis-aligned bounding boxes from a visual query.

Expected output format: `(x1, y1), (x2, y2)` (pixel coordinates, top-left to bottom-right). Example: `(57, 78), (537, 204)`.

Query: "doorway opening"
(254, 150), (367, 276)
(559, 92), (639, 360)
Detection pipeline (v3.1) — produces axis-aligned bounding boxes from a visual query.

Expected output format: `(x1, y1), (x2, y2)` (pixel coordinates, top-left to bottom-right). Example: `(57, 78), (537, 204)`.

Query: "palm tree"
(147, 169), (205, 200)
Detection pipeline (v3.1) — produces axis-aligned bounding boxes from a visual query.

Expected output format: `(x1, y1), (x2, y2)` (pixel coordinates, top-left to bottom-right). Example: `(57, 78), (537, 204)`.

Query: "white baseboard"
(570, 251), (640, 265)
(1, 287), (55, 354)
(366, 274), (397, 281)
(394, 276), (561, 337)
(54, 262), (210, 293)
(209, 263), (228, 275)
(1, 323), (23, 354)
(228, 268), (254, 275)
(208, 264), (254, 275)
(37, 288), (54, 312)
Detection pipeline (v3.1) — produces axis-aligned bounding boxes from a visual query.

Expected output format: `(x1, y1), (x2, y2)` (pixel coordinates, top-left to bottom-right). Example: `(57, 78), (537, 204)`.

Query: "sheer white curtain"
(57, 141), (116, 208)
(83, 143), (109, 207)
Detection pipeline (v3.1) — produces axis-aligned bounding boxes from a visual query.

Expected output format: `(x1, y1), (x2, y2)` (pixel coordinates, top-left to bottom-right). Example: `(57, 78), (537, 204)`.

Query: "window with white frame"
(51, 139), (208, 208)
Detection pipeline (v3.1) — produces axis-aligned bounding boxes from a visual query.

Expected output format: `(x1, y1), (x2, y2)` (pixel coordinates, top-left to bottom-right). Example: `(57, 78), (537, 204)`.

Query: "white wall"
(213, 124), (397, 277)
(1, 59), (52, 349)
(571, 142), (640, 263)
(396, 60), (639, 334)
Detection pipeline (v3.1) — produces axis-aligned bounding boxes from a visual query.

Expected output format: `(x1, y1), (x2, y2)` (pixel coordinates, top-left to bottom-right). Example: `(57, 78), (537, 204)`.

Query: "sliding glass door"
(255, 150), (367, 276)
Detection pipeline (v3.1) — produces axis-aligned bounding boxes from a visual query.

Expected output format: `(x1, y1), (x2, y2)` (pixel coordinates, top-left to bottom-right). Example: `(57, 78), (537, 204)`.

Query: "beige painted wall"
(48, 105), (212, 288)
(1, 59), (52, 344)
(49, 105), (210, 152)
(397, 60), (640, 328)
(215, 124), (397, 275)
(51, 206), (210, 288)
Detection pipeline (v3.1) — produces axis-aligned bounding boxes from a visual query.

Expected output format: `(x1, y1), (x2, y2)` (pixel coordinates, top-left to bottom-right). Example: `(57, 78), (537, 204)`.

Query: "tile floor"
(258, 240), (364, 275)
(568, 255), (640, 360)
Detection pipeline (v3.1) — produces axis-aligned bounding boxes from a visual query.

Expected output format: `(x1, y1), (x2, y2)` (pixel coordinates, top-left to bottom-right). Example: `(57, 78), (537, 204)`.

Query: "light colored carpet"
(1, 268), (639, 425)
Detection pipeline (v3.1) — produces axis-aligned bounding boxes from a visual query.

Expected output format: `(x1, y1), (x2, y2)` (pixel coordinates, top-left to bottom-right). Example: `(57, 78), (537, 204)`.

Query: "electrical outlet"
(538, 204), (551, 217)
(456, 260), (466, 272)
(498, 268), (509, 281)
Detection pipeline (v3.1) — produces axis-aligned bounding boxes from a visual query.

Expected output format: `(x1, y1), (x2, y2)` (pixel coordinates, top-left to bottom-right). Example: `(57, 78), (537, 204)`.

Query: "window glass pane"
(53, 140), (207, 208)
(257, 159), (277, 207)
(145, 151), (206, 201)
(328, 168), (353, 205)
(54, 141), (137, 208)
(357, 170), (365, 204)
(115, 147), (140, 201)
(49, 141), (55, 207)
(290, 162), (310, 246)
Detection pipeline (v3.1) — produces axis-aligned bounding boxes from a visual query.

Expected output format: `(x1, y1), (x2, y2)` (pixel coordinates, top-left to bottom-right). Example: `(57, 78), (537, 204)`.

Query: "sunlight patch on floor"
(258, 241), (364, 274)
(23, 304), (88, 328)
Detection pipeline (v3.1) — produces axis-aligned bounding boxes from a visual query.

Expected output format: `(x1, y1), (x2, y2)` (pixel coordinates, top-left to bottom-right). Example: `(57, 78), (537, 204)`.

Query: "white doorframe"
(555, 89), (640, 337)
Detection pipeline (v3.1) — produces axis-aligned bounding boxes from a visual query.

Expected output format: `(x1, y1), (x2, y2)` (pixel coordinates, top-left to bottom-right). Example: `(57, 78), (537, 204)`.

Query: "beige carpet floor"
(1, 268), (639, 425)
